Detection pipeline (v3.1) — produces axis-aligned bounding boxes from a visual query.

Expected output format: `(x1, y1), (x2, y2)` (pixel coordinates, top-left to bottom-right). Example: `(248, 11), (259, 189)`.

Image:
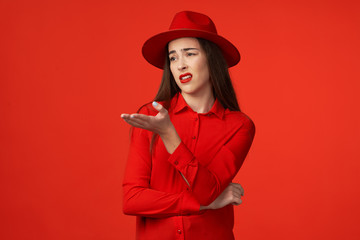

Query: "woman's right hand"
(200, 183), (244, 210)
(121, 101), (181, 154)
(121, 101), (174, 136)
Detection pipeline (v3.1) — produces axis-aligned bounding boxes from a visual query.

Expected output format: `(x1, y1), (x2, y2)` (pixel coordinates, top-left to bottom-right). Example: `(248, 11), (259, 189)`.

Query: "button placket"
(190, 114), (199, 151)
(174, 216), (184, 240)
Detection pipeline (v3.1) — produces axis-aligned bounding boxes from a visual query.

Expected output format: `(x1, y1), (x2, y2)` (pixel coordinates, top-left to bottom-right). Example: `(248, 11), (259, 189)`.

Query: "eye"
(169, 56), (177, 62)
(187, 52), (197, 56)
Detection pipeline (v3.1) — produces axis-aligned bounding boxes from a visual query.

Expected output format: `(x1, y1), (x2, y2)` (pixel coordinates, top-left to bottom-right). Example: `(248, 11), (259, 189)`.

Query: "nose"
(177, 57), (187, 71)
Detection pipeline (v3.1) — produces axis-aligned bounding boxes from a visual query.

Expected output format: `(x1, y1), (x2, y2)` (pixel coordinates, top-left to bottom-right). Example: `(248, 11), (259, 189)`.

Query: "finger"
(126, 118), (149, 129)
(232, 190), (241, 199)
(232, 198), (242, 206)
(121, 113), (131, 119)
(121, 112), (149, 124)
(230, 183), (244, 196)
(237, 183), (244, 196)
(239, 185), (244, 196)
(126, 118), (148, 127)
(152, 101), (168, 114)
(231, 188), (242, 198)
(121, 113), (152, 122)
(230, 183), (241, 192)
(122, 118), (146, 129)
(129, 113), (153, 122)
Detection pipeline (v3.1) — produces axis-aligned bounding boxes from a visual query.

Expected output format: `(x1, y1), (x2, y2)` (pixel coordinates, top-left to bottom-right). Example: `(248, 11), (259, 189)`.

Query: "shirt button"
(192, 136), (196, 140)
(177, 229), (182, 234)
(194, 118), (198, 121)
(207, 113), (211, 116)
(174, 160), (178, 165)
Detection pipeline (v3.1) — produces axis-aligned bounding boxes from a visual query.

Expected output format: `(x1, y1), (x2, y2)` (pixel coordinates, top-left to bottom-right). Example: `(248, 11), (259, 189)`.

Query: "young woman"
(121, 11), (255, 240)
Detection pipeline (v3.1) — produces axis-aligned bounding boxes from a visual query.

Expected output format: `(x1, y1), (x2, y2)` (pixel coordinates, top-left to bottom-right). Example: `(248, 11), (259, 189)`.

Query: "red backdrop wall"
(1, 0), (359, 239)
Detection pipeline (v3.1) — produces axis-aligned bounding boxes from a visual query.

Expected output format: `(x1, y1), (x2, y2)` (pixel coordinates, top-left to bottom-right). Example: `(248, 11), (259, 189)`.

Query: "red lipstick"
(179, 73), (192, 83)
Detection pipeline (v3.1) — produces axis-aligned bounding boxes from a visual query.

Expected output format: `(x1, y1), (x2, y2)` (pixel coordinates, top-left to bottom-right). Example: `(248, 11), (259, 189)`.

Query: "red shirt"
(123, 93), (255, 240)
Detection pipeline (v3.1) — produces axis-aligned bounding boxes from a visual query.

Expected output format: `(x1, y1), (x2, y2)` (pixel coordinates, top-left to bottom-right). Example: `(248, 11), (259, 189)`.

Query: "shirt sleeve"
(122, 106), (201, 218)
(167, 116), (255, 206)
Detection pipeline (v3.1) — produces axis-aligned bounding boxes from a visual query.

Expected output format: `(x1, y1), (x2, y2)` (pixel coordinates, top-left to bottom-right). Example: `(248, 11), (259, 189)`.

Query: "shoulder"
(224, 110), (255, 135)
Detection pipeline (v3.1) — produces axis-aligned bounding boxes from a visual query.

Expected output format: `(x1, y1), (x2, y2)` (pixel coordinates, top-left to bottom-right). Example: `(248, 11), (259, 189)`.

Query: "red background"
(1, 0), (360, 239)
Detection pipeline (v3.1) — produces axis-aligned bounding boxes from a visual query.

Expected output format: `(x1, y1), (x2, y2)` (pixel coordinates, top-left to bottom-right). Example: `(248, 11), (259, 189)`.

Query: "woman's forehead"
(168, 37), (200, 52)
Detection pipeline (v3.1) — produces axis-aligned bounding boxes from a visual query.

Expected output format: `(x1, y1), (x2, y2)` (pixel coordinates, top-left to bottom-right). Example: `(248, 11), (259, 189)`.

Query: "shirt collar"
(171, 93), (225, 119)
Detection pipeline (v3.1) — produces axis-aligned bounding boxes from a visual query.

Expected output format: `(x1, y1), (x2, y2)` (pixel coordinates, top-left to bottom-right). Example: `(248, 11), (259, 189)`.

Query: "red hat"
(142, 11), (240, 69)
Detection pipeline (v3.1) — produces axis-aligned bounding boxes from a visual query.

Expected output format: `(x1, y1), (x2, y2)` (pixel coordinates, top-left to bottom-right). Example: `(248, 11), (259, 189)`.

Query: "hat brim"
(142, 29), (240, 69)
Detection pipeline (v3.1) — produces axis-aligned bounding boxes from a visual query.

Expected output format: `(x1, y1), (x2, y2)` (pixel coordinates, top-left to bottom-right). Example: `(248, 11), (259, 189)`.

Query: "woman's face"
(168, 37), (211, 98)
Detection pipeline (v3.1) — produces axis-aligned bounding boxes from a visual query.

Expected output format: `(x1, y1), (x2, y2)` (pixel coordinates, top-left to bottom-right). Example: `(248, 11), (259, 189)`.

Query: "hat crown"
(169, 11), (218, 34)
(142, 11), (240, 69)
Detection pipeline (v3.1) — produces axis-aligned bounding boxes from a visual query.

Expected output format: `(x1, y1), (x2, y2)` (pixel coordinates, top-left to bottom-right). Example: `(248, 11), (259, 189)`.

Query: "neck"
(181, 91), (215, 113)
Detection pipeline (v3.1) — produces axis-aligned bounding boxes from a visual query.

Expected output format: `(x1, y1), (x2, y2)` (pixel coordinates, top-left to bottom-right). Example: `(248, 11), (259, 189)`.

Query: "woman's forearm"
(159, 124), (181, 154)
(200, 205), (211, 210)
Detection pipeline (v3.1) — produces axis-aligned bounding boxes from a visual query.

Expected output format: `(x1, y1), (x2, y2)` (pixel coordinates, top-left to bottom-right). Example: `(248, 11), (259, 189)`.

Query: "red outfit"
(123, 93), (255, 240)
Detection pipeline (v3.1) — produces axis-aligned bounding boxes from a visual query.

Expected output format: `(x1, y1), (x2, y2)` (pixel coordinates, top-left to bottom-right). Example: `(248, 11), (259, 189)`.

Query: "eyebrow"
(168, 48), (199, 55)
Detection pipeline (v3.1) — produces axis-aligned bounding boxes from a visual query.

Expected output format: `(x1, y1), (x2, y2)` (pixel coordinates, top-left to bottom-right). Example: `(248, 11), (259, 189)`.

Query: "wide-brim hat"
(142, 11), (240, 69)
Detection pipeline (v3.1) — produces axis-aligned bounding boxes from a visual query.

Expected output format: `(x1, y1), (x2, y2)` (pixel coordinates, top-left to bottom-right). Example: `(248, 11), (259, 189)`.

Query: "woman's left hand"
(121, 101), (174, 136)
(201, 183), (244, 210)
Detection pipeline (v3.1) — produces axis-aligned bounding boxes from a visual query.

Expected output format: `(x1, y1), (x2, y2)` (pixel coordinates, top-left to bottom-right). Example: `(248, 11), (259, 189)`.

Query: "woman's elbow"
(122, 185), (146, 215)
(122, 187), (136, 215)
(122, 203), (132, 215)
(122, 197), (137, 215)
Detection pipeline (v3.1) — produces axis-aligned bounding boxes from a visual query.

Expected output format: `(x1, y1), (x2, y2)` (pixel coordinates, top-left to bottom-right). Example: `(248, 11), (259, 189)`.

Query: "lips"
(179, 73), (192, 83)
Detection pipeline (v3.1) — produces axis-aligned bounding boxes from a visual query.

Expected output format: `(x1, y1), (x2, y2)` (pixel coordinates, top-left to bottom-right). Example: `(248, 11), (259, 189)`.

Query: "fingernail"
(152, 101), (158, 107)
(130, 115), (135, 118)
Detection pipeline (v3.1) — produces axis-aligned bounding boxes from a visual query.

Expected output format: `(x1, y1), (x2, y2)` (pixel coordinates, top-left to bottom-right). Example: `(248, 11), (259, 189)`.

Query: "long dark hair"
(140, 38), (241, 151)
(153, 38), (241, 112)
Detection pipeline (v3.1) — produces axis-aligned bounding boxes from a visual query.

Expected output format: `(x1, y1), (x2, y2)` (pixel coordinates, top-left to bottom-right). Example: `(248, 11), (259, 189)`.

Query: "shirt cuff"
(168, 141), (195, 171)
